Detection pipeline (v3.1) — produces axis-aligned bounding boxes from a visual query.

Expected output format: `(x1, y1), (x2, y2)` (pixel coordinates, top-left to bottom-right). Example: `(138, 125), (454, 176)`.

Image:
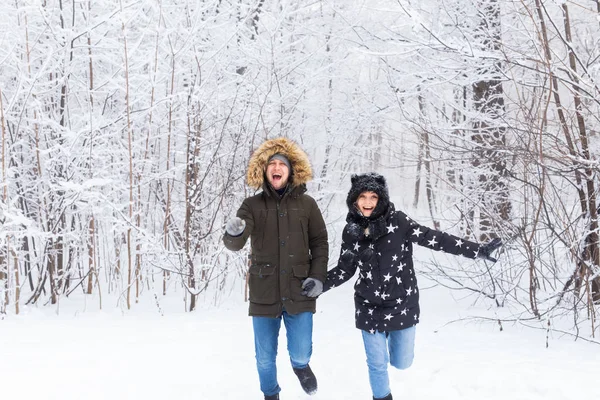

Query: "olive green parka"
(223, 138), (329, 317)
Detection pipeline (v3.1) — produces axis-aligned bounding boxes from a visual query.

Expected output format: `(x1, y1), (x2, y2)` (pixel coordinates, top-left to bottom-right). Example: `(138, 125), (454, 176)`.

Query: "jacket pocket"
(391, 273), (408, 305)
(248, 264), (278, 304)
(251, 211), (267, 251)
(290, 263), (311, 301)
(299, 217), (309, 248)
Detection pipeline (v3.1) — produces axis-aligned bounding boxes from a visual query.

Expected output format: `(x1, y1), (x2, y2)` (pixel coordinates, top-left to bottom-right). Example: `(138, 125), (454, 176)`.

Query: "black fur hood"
(346, 173), (391, 228)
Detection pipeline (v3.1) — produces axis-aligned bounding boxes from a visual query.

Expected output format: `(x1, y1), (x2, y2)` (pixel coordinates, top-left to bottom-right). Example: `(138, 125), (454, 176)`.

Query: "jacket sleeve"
(222, 199), (254, 252)
(323, 231), (358, 292)
(404, 213), (480, 259)
(307, 197), (329, 283)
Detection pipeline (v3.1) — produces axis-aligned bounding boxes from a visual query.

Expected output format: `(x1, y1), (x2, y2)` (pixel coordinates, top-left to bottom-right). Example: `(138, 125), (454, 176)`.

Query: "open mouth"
(362, 206), (374, 212)
(272, 174), (282, 183)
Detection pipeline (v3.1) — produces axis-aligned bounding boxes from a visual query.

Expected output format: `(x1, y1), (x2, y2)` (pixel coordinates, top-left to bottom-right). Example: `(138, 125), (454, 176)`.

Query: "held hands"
(478, 237), (502, 262)
(301, 278), (323, 297)
(225, 217), (246, 236)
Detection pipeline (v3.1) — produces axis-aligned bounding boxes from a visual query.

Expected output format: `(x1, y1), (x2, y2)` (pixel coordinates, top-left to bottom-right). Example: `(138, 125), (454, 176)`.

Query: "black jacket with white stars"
(324, 202), (481, 333)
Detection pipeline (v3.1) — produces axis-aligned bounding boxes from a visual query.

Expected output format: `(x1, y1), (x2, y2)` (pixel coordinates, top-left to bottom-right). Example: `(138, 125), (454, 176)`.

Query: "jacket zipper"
(276, 199), (284, 312)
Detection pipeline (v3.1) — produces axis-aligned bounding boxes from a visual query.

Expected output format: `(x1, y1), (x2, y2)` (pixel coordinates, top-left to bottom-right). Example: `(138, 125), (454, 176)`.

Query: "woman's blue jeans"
(252, 311), (313, 396)
(361, 326), (416, 399)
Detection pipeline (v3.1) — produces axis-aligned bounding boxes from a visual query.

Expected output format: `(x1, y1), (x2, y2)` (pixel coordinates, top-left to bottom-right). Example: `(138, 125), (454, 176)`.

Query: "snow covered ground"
(0, 278), (596, 400)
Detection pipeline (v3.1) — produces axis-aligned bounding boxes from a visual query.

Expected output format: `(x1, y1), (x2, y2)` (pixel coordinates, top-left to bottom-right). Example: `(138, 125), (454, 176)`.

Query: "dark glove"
(301, 278), (323, 297)
(225, 217), (246, 236)
(478, 237), (502, 262)
(340, 249), (357, 264)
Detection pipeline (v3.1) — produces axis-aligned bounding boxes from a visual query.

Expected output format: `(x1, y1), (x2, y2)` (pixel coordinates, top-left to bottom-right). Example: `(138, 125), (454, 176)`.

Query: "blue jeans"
(253, 311), (313, 396)
(361, 326), (416, 399)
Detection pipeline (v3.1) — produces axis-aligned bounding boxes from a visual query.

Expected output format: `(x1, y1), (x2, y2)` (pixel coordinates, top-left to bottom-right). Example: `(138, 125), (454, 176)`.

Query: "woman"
(323, 173), (501, 400)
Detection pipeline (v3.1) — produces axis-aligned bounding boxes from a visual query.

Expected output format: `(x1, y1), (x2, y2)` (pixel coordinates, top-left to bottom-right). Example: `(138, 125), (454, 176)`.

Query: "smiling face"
(266, 159), (290, 190)
(356, 191), (379, 217)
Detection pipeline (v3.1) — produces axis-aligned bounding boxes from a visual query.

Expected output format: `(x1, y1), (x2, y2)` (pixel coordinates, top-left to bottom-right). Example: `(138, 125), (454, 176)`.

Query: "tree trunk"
(472, 0), (511, 241)
(561, 5), (600, 302)
(121, 12), (134, 310)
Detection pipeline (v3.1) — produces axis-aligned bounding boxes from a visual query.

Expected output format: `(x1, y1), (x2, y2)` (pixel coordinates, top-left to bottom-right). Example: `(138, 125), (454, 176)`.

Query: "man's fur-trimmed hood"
(247, 137), (313, 189)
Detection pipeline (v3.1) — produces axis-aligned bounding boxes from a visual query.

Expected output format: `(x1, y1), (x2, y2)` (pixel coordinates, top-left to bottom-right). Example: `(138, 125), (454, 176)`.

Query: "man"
(223, 137), (329, 400)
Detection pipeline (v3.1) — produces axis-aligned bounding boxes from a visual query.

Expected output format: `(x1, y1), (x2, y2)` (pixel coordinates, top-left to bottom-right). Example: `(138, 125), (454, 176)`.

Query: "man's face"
(266, 159), (290, 190)
(356, 191), (379, 217)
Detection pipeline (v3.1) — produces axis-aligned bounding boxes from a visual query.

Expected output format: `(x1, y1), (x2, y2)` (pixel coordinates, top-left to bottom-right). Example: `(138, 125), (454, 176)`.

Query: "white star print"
(384, 314), (393, 321)
(374, 290), (381, 297)
(353, 242), (360, 251)
(356, 310), (361, 316)
(368, 309), (374, 315)
(337, 271), (345, 280)
(401, 308), (408, 315)
(406, 287), (413, 296)
(396, 277), (402, 285)
(396, 298), (402, 304)
(369, 244), (374, 249)
(397, 263), (405, 272)
(383, 273), (392, 282)
(392, 254), (398, 261)
(366, 271), (373, 280)
(412, 227), (422, 237)
(428, 236), (438, 247)
(455, 239), (464, 248)
(381, 293), (390, 300)
(386, 223), (397, 233)
(369, 329), (375, 334)
(358, 260), (363, 267)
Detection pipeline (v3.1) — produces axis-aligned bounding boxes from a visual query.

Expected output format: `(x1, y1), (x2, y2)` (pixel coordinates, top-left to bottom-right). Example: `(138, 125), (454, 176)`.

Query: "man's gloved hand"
(225, 217), (246, 236)
(301, 278), (323, 297)
(478, 237), (502, 262)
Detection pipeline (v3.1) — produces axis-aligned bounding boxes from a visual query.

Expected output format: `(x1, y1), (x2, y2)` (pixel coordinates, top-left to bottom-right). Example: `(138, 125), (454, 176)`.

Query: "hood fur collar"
(247, 137), (313, 189)
(346, 202), (395, 242)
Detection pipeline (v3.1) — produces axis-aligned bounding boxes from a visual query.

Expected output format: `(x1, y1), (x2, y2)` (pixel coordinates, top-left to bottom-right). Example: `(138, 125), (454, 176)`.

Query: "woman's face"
(356, 191), (379, 217)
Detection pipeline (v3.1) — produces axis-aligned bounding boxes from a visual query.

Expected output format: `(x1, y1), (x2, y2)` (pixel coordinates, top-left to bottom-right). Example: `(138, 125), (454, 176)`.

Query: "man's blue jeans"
(252, 311), (313, 397)
(361, 326), (416, 399)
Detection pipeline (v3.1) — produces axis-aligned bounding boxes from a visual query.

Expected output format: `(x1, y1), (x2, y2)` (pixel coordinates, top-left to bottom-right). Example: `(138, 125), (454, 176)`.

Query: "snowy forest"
(0, 0), (599, 339)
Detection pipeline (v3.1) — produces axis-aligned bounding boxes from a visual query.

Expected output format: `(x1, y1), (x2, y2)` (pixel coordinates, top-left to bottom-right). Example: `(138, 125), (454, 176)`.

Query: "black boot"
(293, 365), (318, 395)
(374, 393), (393, 400)
(264, 394), (279, 400)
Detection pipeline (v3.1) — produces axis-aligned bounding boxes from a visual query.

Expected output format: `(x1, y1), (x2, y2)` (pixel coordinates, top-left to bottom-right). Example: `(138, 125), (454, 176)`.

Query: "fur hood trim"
(347, 203), (396, 242)
(247, 137), (313, 189)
